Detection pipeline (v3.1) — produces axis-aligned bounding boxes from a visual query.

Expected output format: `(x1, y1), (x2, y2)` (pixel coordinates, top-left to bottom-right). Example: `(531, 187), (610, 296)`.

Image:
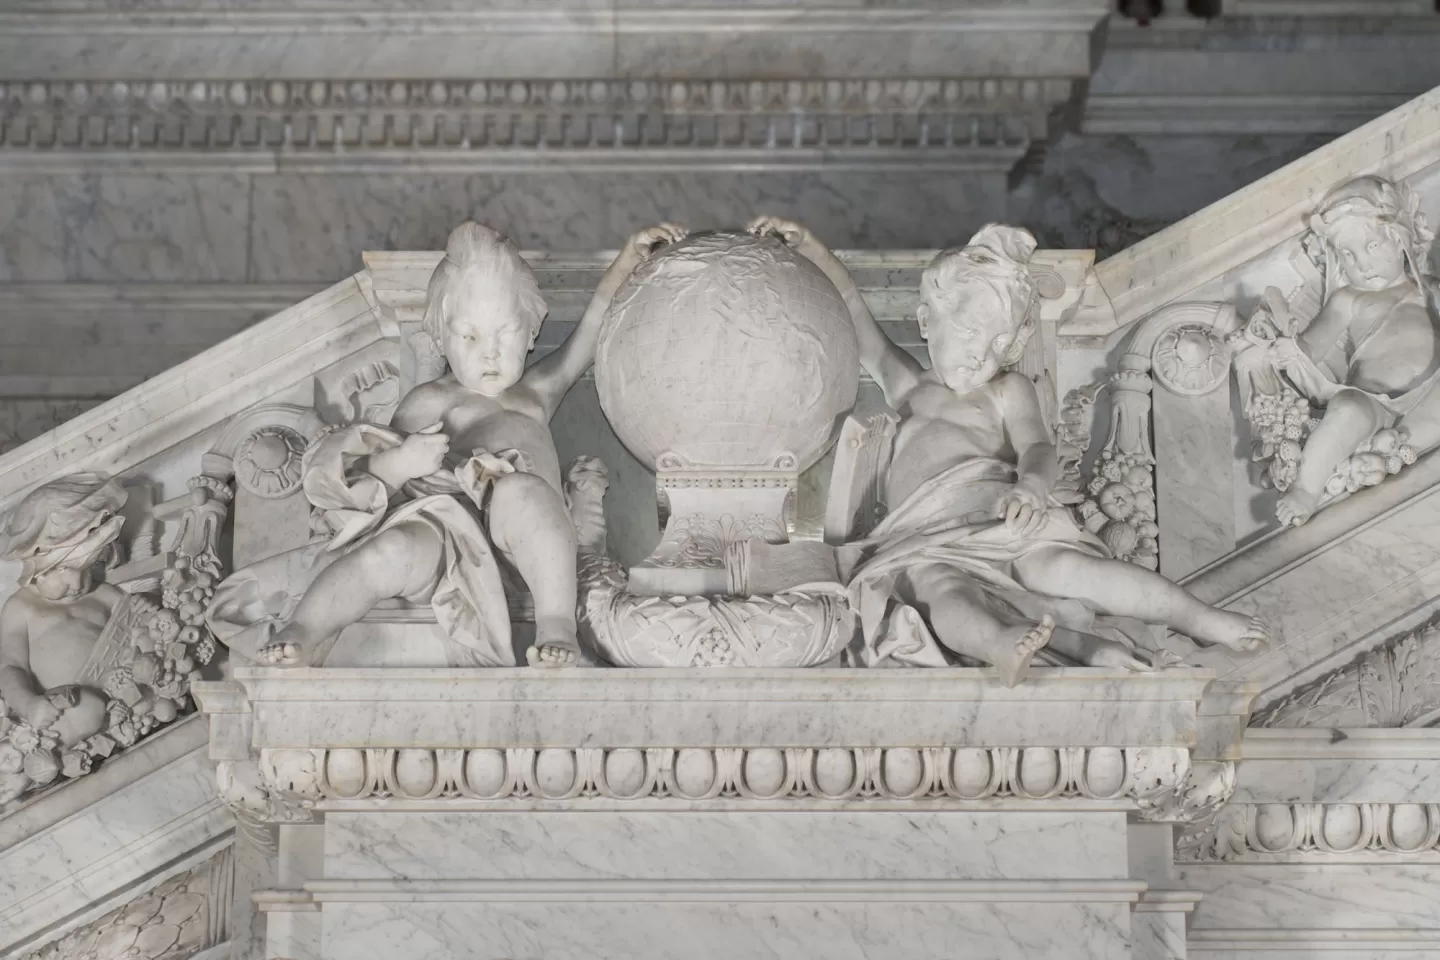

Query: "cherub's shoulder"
(993, 370), (1039, 401)
(393, 379), (451, 424)
(0, 588), (38, 625)
(1324, 285), (1363, 310)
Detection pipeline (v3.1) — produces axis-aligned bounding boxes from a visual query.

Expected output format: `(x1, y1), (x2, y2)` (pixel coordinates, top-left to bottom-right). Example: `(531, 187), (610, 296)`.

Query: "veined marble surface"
(213, 667), (1223, 751)
(325, 810), (1131, 881)
(1234, 730), (1440, 804)
(0, 719), (231, 957)
(317, 899), (1136, 960)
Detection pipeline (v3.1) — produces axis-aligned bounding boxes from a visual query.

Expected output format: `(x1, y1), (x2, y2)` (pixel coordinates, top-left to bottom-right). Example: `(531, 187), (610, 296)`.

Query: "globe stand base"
(627, 461), (797, 598)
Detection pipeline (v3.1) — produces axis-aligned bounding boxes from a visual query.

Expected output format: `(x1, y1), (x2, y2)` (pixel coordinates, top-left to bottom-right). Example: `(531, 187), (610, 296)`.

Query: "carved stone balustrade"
(195, 668), (1255, 960)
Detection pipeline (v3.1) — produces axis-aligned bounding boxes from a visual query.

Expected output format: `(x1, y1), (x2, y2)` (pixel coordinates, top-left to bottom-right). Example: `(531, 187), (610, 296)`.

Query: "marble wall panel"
(323, 810), (1132, 882)
(1015, 132), (1331, 256)
(613, 19), (1094, 80)
(0, 175), (250, 283)
(1180, 863), (1440, 931)
(0, 399), (105, 456)
(319, 901), (1133, 960)
(244, 170), (1008, 281)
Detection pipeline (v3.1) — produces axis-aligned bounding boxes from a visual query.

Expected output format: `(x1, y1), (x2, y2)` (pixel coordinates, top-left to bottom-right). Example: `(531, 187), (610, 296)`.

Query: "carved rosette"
(234, 425), (306, 499)
(244, 744), (1211, 815)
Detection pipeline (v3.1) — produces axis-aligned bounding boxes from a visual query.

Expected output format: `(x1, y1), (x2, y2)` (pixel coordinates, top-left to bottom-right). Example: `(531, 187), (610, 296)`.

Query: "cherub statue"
(0, 475), (127, 745)
(250, 221), (686, 669)
(1235, 176), (1440, 526)
(750, 216), (1271, 684)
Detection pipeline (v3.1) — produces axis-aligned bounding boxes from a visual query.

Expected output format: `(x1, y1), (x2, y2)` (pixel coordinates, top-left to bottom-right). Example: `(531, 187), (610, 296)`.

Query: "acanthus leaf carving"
(1253, 621), (1440, 728)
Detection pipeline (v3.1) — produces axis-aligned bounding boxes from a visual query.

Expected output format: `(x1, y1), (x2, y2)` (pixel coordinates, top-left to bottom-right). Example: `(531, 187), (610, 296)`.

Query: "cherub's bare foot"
(526, 620), (582, 669)
(256, 625), (308, 667)
(1085, 639), (1151, 672)
(1189, 609), (1271, 654)
(990, 615), (1055, 687)
(1276, 487), (1318, 527)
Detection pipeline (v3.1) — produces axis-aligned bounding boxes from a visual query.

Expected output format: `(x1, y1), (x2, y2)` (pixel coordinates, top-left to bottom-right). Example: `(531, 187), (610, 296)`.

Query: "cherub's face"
(444, 275), (537, 396)
(31, 562), (91, 602)
(918, 279), (1016, 393)
(1332, 219), (1408, 291)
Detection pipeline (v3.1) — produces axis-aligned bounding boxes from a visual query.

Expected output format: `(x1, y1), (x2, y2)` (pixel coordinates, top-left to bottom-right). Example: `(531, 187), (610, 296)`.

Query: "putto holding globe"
(175, 212), (1272, 681)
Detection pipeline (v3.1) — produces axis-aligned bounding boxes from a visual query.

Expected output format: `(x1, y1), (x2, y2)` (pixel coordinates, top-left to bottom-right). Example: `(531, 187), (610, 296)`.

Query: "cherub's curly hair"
(421, 222), (548, 349)
(921, 224), (1043, 367)
(1309, 176), (1436, 295)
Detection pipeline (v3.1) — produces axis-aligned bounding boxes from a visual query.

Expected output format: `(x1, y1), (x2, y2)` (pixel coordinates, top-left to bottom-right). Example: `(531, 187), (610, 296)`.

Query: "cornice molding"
(0, 7), (1108, 37)
(1083, 93), (1411, 136)
(0, 75), (1072, 172)
(0, 6), (1107, 84)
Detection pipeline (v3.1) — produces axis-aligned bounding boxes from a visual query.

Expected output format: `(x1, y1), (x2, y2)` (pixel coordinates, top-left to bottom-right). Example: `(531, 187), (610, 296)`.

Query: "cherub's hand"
(629, 223), (687, 259)
(22, 694), (62, 730)
(373, 424), (449, 487)
(747, 215), (813, 251)
(1270, 336), (1303, 368)
(998, 482), (1048, 538)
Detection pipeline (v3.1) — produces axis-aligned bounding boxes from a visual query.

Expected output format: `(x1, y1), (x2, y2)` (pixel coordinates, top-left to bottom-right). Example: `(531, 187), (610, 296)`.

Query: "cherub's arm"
(995, 373), (1057, 537)
(527, 223), (687, 418)
(1297, 294), (1353, 373)
(1001, 373), (1058, 497)
(0, 597), (51, 726)
(748, 216), (922, 405)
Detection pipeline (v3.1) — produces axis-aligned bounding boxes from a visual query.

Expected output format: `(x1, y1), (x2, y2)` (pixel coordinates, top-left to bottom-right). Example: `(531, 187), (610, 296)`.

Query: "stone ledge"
(203, 667), (1224, 750)
(197, 668), (1254, 827)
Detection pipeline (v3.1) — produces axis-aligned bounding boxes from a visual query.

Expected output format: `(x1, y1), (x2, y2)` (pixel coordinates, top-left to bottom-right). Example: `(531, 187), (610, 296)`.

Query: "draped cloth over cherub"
(841, 458), (1154, 667)
(207, 423), (519, 667)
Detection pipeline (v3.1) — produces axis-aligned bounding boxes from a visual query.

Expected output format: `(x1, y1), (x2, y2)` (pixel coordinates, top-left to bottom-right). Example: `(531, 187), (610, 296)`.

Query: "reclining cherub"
(251, 220), (685, 669)
(0, 474), (126, 745)
(1238, 176), (1440, 526)
(751, 216), (1270, 684)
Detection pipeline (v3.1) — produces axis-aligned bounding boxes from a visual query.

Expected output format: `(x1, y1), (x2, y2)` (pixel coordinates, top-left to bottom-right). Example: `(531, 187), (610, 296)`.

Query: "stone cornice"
(0, 6), (1107, 38)
(0, 5), (1107, 83)
(195, 668), (1251, 825)
(0, 76), (1070, 173)
(1083, 93), (1410, 136)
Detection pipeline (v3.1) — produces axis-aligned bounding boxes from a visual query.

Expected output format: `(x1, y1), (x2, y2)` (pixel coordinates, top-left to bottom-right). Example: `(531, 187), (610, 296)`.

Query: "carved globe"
(596, 232), (860, 471)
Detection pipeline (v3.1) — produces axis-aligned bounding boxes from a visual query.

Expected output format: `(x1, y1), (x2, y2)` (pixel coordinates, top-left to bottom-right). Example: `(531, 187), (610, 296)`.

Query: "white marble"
(325, 810), (1131, 881)
(0, 728), (229, 955)
(0, 174), (250, 284)
(215, 668), (1220, 752)
(1234, 730), (1440, 804)
(1181, 863), (1440, 930)
(1182, 465), (1440, 693)
(244, 171), (1009, 283)
(1066, 84), (1440, 337)
(0, 4), (1106, 83)
(317, 899), (1134, 960)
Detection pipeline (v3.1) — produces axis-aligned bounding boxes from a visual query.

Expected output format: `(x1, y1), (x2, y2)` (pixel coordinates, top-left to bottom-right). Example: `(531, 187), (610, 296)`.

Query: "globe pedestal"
(628, 453), (798, 597)
(593, 230), (859, 600)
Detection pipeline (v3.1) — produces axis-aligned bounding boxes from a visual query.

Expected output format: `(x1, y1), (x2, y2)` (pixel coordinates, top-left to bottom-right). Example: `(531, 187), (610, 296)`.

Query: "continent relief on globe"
(596, 232), (860, 471)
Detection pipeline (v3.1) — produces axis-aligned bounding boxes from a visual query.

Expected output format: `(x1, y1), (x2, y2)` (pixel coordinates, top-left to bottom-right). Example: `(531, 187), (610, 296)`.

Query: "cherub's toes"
(257, 641), (297, 666)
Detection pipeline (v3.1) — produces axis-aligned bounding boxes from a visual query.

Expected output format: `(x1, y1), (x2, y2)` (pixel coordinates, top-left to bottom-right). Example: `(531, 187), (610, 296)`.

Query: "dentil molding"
(0, 76), (1074, 173)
